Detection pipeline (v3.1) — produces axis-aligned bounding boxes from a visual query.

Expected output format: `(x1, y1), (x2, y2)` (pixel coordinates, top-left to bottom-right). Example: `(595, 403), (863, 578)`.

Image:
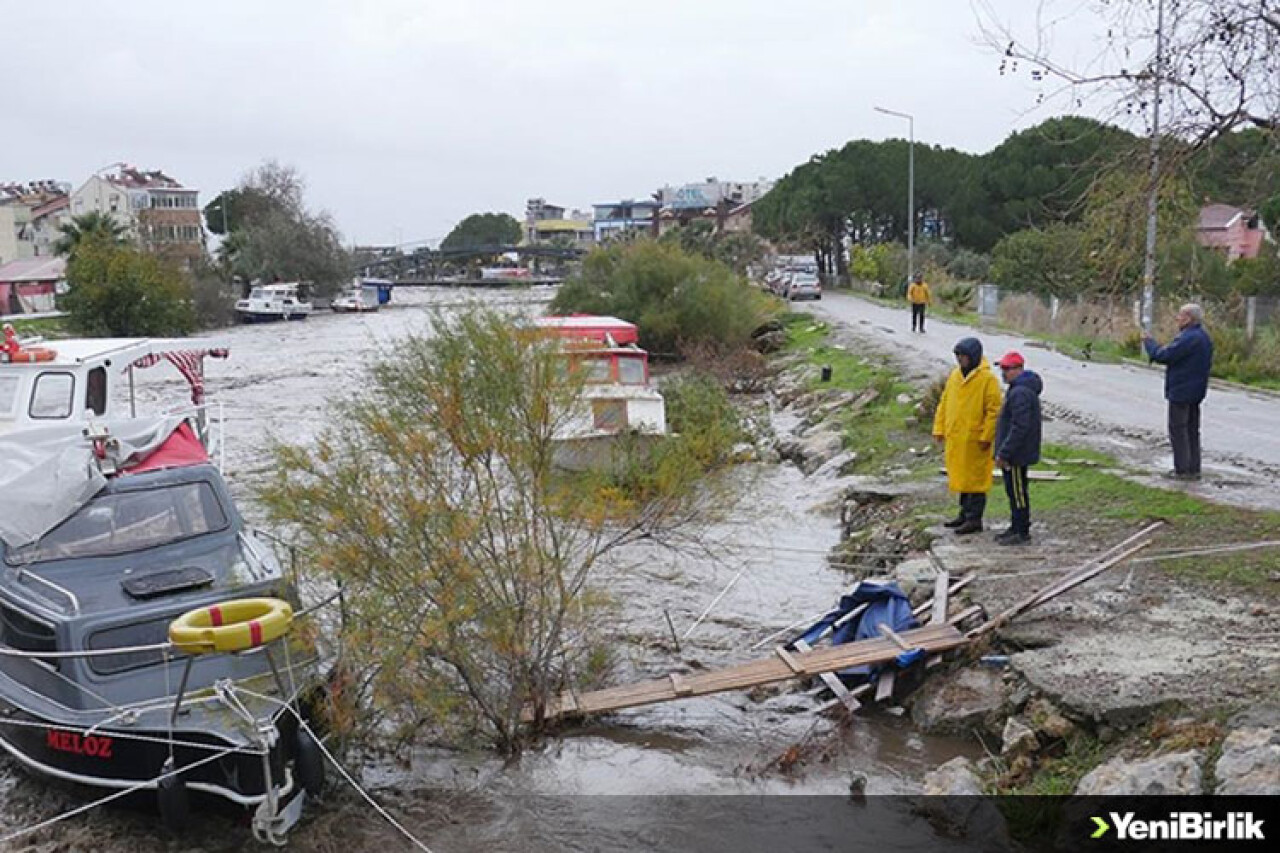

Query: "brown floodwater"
(0, 288), (984, 852)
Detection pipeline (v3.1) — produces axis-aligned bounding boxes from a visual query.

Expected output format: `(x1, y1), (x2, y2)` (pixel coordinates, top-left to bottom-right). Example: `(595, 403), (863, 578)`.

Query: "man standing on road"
(1143, 303), (1214, 480)
(933, 338), (1003, 534)
(907, 273), (931, 333)
(993, 352), (1043, 546)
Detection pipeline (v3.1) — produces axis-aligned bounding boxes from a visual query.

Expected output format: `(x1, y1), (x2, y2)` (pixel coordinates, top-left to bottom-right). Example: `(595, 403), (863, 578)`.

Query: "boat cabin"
(0, 328), (228, 437)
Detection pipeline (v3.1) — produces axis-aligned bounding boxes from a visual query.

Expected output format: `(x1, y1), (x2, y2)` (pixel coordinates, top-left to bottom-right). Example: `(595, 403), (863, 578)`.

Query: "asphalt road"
(808, 292), (1280, 482)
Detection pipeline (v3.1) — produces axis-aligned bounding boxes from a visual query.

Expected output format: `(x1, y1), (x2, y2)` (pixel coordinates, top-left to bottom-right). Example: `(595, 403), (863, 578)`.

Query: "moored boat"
(534, 315), (667, 470)
(0, 335), (325, 842)
(235, 283), (312, 323)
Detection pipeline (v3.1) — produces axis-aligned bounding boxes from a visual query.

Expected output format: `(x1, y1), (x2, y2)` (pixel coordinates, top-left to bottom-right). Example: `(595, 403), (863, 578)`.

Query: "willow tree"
(260, 311), (719, 754)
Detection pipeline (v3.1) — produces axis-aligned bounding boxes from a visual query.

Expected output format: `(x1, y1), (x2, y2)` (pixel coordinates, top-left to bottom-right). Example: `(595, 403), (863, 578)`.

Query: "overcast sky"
(1, 1), (1110, 246)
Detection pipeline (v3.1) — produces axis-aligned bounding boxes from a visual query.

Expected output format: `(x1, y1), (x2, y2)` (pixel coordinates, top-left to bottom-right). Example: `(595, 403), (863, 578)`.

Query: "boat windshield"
(617, 356), (646, 385)
(5, 482), (229, 566)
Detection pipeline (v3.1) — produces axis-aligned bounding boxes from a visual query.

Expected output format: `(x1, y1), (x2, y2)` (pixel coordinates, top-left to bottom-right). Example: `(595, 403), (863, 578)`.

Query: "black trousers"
(1002, 464), (1031, 534)
(911, 303), (926, 332)
(1168, 402), (1201, 475)
(959, 492), (986, 522)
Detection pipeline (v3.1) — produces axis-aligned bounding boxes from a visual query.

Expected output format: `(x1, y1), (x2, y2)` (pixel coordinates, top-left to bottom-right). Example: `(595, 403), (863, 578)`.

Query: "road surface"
(809, 292), (1280, 507)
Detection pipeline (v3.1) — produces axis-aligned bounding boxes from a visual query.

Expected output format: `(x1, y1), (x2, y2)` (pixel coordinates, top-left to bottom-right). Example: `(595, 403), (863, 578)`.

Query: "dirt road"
(809, 292), (1280, 509)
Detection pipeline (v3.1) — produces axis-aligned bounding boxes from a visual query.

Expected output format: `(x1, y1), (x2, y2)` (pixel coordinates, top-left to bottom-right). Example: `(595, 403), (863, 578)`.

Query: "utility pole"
(875, 106), (915, 283)
(1140, 0), (1166, 333)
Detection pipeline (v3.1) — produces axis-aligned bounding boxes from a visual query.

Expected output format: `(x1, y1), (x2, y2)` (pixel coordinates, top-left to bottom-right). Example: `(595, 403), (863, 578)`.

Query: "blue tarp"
(789, 581), (921, 684)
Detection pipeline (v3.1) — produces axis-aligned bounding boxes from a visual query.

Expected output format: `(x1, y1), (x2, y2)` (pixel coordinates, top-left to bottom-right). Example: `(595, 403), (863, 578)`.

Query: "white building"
(70, 167), (204, 264)
(0, 181), (71, 265)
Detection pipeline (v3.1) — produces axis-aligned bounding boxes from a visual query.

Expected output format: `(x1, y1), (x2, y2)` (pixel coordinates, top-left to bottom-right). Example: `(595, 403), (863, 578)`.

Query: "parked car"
(787, 272), (822, 301)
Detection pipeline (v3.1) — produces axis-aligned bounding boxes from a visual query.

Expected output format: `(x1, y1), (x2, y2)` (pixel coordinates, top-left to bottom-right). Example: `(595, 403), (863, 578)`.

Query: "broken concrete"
(1214, 727), (1280, 795)
(910, 667), (1008, 736)
(1000, 716), (1038, 757)
(919, 758), (1014, 851)
(1074, 750), (1204, 796)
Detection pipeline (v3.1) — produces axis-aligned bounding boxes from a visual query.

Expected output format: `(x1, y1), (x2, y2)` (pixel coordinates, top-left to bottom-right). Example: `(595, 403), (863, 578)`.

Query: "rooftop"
(1197, 203), (1251, 231)
(105, 167), (191, 191)
(0, 256), (66, 284)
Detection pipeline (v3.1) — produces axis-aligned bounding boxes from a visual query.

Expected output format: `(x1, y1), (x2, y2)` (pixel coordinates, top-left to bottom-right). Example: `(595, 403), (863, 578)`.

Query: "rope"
(0, 717), (267, 755)
(232, 686), (435, 853)
(0, 744), (240, 846)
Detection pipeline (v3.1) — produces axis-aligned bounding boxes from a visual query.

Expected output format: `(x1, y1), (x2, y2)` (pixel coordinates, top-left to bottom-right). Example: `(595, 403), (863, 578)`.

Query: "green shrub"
(551, 240), (775, 356)
(62, 236), (195, 337)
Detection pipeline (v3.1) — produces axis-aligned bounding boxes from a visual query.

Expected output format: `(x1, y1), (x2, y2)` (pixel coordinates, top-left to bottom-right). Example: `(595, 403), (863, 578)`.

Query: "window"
(85, 366), (106, 416)
(583, 357), (612, 384)
(617, 356), (646, 385)
(29, 372), (74, 419)
(0, 605), (56, 656)
(6, 482), (229, 565)
(0, 374), (20, 417)
(87, 617), (186, 675)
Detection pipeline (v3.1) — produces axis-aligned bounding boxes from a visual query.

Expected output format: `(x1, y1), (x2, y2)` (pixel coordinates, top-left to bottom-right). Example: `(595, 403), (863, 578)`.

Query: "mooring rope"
(0, 744), (241, 847)
(232, 685), (436, 853)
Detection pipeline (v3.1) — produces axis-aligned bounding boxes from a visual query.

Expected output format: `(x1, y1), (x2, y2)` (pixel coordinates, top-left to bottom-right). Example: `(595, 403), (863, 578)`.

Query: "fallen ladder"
(527, 622), (967, 722)
(529, 524), (1161, 724)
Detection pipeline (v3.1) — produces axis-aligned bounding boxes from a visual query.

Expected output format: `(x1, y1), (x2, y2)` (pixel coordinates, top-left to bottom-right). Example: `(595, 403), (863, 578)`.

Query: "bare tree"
(976, 0), (1279, 144)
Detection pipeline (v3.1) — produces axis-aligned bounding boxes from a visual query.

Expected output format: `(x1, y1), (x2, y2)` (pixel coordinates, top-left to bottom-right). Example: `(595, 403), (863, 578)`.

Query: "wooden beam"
(529, 623), (965, 721)
(874, 670), (896, 702)
(930, 571), (950, 625)
(876, 623), (914, 651)
(795, 638), (860, 712)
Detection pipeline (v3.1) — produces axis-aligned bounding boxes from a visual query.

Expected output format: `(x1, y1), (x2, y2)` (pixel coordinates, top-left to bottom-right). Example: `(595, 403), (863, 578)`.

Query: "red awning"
(124, 422), (209, 474)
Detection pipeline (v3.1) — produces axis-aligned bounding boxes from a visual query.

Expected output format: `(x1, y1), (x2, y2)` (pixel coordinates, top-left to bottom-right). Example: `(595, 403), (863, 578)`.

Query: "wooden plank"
(795, 639), (860, 712)
(930, 571), (950, 625)
(970, 527), (1161, 638)
(874, 670), (896, 702)
(531, 623), (965, 720)
(669, 673), (692, 696)
(876, 624), (914, 651)
(774, 646), (806, 675)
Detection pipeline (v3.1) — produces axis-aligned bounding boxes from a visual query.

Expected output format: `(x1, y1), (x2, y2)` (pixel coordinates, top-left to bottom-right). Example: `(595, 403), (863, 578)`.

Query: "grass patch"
(5, 315), (69, 338)
(994, 443), (1280, 589)
(782, 312), (931, 475)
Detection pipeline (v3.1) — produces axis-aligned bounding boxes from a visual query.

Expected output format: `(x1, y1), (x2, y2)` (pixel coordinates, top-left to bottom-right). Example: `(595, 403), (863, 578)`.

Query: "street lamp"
(874, 106), (915, 283)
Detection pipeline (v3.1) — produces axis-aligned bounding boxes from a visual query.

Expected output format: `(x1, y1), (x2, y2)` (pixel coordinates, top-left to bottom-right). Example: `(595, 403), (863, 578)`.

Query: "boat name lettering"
(45, 729), (114, 758)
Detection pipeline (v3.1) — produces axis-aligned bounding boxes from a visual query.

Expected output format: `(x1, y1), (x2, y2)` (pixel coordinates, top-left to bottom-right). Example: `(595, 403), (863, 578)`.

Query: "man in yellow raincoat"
(932, 337), (1003, 534)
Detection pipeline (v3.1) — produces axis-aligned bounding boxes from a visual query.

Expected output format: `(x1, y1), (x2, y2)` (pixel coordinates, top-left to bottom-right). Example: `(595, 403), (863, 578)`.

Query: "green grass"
(5, 315), (69, 338)
(993, 443), (1280, 588)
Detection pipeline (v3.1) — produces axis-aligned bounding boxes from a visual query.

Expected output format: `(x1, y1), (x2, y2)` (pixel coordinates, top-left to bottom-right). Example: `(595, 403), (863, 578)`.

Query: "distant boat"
(235, 283), (312, 323)
(534, 315), (667, 470)
(330, 281), (379, 313)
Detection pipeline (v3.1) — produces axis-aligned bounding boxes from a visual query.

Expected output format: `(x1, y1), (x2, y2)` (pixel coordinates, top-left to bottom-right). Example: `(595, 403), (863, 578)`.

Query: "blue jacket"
(1143, 324), (1213, 404)
(995, 370), (1043, 466)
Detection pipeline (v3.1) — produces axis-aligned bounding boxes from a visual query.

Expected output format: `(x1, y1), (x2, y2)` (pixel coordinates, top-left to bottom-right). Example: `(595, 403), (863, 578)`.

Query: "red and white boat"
(534, 315), (667, 470)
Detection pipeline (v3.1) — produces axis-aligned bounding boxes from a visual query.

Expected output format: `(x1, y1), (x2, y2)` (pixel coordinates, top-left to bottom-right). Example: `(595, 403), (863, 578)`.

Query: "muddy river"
(1, 288), (984, 851)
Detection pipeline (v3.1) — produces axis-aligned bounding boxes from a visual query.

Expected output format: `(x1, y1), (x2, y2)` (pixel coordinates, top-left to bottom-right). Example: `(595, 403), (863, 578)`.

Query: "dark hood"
(953, 337), (983, 375)
(1011, 370), (1043, 395)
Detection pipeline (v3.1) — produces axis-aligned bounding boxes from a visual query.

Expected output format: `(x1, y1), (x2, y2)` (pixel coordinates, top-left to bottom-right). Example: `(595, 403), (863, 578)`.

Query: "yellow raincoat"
(907, 281), (931, 305)
(933, 358), (1003, 493)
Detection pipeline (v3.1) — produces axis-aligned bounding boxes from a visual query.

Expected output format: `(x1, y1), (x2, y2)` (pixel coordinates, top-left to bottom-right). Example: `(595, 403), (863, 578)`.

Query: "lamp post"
(874, 106), (915, 283)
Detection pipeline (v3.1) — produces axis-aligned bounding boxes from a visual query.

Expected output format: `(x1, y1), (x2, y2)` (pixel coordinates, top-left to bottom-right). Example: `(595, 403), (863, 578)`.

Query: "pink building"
(1196, 204), (1267, 262)
(0, 256), (64, 315)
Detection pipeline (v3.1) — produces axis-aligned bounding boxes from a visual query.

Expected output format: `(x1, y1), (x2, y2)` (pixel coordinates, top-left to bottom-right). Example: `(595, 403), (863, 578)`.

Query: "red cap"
(996, 351), (1025, 368)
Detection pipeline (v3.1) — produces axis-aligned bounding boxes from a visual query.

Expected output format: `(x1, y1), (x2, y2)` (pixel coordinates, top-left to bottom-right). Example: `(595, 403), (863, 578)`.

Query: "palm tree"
(54, 211), (128, 256)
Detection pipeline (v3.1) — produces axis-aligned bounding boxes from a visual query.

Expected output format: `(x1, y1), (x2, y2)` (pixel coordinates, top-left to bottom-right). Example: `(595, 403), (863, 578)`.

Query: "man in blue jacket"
(993, 352), (1042, 545)
(1143, 304), (1214, 480)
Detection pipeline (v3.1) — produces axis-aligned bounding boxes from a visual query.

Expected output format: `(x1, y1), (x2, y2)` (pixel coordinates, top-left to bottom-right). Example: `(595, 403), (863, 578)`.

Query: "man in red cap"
(992, 351), (1043, 545)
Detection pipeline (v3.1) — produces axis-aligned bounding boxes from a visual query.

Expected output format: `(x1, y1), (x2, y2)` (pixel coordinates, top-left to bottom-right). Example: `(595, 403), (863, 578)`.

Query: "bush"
(1211, 326), (1280, 385)
(937, 283), (975, 313)
(551, 240), (775, 357)
(947, 248), (991, 282)
(62, 237), (195, 337)
(259, 312), (722, 754)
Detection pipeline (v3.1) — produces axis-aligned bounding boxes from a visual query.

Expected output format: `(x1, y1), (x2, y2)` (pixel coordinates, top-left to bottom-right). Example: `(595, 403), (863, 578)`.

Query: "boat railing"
(161, 401), (227, 472)
(15, 567), (81, 616)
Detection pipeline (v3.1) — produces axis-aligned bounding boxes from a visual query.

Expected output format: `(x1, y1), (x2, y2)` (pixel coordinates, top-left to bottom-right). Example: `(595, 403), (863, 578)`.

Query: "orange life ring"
(6, 347), (57, 363)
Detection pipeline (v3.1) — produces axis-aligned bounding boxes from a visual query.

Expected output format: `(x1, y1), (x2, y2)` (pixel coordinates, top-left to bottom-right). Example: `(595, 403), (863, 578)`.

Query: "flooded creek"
(1, 288), (983, 851)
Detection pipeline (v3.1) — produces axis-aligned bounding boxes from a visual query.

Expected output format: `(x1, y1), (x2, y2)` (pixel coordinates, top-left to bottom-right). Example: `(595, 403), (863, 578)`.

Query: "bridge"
(356, 243), (586, 282)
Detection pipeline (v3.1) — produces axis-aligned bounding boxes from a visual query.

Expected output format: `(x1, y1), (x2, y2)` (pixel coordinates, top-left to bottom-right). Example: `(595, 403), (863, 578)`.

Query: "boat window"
(85, 366), (107, 416)
(584, 358), (612, 384)
(87, 617), (187, 675)
(617, 357), (646, 385)
(0, 604), (56, 656)
(0, 374), (19, 417)
(5, 482), (229, 565)
(29, 372), (74, 419)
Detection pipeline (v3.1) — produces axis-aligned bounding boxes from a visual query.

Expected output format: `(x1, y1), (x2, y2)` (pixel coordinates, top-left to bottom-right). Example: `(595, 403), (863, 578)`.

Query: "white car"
(787, 272), (822, 301)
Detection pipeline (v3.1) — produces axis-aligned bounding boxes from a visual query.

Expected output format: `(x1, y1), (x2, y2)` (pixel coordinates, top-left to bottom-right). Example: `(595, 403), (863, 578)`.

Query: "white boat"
(534, 315), (667, 470)
(234, 282), (312, 323)
(330, 280), (381, 313)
